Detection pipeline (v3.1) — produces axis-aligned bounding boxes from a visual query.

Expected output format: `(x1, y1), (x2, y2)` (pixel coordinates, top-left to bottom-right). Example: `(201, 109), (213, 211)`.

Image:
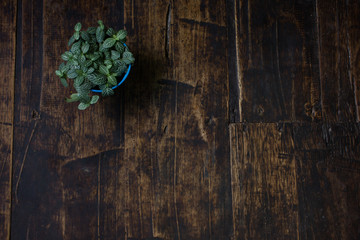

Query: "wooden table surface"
(1, 0), (359, 239)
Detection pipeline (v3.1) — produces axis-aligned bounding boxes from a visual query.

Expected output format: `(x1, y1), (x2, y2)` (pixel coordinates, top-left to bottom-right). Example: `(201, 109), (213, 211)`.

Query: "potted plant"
(55, 20), (135, 110)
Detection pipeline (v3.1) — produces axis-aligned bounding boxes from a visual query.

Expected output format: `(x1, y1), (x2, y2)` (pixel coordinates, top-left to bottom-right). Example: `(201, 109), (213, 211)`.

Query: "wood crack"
(165, 2), (172, 62)
(15, 120), (38, 203)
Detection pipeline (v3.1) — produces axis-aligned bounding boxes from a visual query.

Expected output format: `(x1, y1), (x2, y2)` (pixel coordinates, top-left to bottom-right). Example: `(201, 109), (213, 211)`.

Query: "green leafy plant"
(55, 20), (135, 110)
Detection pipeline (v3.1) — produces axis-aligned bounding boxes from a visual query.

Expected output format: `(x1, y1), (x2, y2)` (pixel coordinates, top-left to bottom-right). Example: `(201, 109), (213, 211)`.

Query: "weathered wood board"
(228, 0), (360, 123)
(10, 0), (232, 239)
(230, 123), (360, 239)
(0, 1), (16, 239)
(0, 0), (359, 239)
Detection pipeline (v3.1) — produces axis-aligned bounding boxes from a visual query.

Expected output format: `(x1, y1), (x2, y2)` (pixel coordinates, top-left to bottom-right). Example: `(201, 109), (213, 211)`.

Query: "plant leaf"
(66, 93), (80, 102)
(116, 30), (127, 40)
(79, 54), (86, 64)
(104, 51), (111, 60)
(106, 28), (115, 36)
(81, 42), (89, 53)
(104, 59), (112, 67)
(87, 67), (94, 74)
(122, 51), (135, 64)
(87, 74), (106, 85)
(111, 50), (120, 60)
(102, 87), (114, 97)
(65, 51), (73, 58)
(115, 42), (125, 53)
(68, 36), (76, 46)
(71, 41), (82, 53)
(55, 70), (63, 77)
(75, 82), (92, 97)
(74, 22), (82, 32)
(84, 60), (92, 68)
(80, 31), (90, 41)
(99, 44), (106, 52)
(96, 27), (105, 43)
(67, 69), (78, 79)
(99, 65), (109, 75)
(60, 77), (68, 87)
(87, 27), (96, 34)
(90, 95), (99, 104)
(107, 75), (117, 86)
(98, 20), (104, 29)
(102, 38), (116, 48)
(78, 102), (90, 110)
(60, 63), (70, 73)
(74, 76), (85, 86)
(123, 51), (133, 59)
(74, 31), (80, 40)
(61, 53), (70, 61)
(89, 53), (100, 61)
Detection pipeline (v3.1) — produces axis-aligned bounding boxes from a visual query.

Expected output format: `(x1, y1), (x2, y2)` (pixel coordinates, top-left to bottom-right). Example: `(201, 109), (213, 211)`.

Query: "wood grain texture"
(230, 123), (360, 239)
(4, 0), (360, 239)
(0, 0), (16, 239)
(293, 123), (360, 239)
(11, 0), (232, 239)
(122, 0), (231, 239)
(229, 0), (360, 123)
(228, 0), (322, 122)
(11, 0), (125, 239)
(230, 123), (298, 239)
(317, 0), (358, 122)
(346, 0), (360, 122)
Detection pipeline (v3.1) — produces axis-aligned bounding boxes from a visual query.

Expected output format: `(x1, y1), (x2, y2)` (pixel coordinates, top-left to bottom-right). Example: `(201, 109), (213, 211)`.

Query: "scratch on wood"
(179, 18), (226, 30)
(174, 67), (180, 240)
(336, 4), (341, 121)
(138, 156), (144, 238)
(247, 0), (252, 66)
(165, 2), (172, 62)
(15, 121), (38, 203)
(275, 19), (287, 117)
(26, 221), (30, 240)
(315, 0), (324, 119)
(345, 3), (359, 121)
(97, 154), (101, 240)
(234, 0), (242, 122)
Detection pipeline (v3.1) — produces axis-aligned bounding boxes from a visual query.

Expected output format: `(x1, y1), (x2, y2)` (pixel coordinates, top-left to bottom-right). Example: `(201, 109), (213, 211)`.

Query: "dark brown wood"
(11, 0), (232, 239)
(230, 123), (360, 239)
(294, 123), (360, 239)
(230, 123), (298, 239)
(11, 0), (125, 239)
(1, 0), (359, 239)
(0, 1), (16, 239)
(317, 0), (359, 122)
(229, 0), (322, 122)
(121, 0), (231, 239)
(346, 0), (360, 122)
(229, 0), (360, 123)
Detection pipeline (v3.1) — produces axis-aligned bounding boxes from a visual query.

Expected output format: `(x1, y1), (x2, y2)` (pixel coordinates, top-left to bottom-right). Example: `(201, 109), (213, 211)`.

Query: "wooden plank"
(0, 0), (16, 239)
(230, 123), (298, 239)
(98, 150), (127, 239)
(229, 0), (322, 122)
(346, 0), (360, 122)
(123, 0), (232, 239)
(293, 123), (360, 239)
(317, 0), (358, 122)
(230, 123), (360, 239)
(122, 1), (171, 238)
(11, 0), (125, 239)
